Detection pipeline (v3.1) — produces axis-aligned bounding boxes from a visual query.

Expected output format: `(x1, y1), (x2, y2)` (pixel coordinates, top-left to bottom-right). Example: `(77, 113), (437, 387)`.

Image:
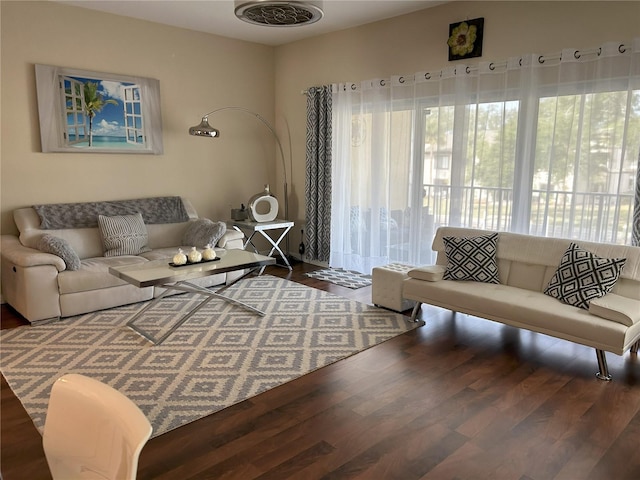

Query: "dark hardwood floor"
(2, 262), (640, 479)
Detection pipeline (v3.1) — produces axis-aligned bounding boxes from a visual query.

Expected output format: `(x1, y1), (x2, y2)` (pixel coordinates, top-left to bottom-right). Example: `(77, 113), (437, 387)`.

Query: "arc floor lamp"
(188, 106), (290, 249)
(189, 106), (289, 220)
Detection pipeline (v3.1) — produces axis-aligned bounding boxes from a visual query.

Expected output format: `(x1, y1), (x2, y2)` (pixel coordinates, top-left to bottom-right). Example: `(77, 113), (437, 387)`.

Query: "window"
(61, 76), (88, 145)
(330, 42), (640, 273)
(419, 89), (639, 245)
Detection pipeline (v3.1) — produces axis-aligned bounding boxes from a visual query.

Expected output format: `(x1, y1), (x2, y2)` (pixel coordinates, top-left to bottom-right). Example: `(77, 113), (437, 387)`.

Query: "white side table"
(231, 219), (294, 272)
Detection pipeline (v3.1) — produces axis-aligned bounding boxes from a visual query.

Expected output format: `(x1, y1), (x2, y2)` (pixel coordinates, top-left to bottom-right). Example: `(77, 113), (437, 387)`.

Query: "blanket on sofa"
(33, 196), (189, 229)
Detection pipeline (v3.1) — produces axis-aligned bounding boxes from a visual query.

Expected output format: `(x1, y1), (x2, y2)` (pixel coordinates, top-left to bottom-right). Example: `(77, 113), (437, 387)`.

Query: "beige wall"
(2, 0), (638, 255)
(1, 1), (276, 236)
(275, 1), (639, 250)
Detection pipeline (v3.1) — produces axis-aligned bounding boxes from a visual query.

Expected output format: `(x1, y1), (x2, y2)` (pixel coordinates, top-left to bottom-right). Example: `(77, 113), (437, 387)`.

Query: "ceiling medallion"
(234, 1), (324, 27)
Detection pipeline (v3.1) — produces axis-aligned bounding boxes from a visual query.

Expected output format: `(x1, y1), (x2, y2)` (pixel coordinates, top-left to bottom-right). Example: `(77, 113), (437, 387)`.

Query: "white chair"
(43, 373), (152, 480)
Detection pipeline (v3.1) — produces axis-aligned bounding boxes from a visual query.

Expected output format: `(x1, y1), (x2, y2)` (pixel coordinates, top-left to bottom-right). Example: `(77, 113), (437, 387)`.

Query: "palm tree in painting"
(83, 81), (118, 146)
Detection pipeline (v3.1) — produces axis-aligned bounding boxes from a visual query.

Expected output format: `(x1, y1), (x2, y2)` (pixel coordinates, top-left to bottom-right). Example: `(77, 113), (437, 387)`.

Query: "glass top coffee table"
(109, 249), (275, 345)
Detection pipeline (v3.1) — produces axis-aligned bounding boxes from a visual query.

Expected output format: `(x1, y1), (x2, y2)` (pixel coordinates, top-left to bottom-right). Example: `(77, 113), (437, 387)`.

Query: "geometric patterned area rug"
(0, 275), (420, 438)
(305, 268), (373, 289)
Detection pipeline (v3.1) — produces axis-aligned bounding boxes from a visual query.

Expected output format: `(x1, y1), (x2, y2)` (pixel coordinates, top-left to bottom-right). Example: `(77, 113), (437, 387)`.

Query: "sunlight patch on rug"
(0, 276), (420, 438)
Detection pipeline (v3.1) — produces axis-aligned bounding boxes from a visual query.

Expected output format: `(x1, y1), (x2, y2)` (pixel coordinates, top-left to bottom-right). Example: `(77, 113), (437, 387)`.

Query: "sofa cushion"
(544, 242), (626, 310)
(182, 219), (227, 248)
(402, 278), (629, 354)
(589, 294), (640, 327)
(442, 232), (500, 283)
(146, 222), (190, 249)
(37, 234), (81, 271)
(57, 256), (148, 294)
(98, 213), (151, 257)
(14, 207), (105, 259)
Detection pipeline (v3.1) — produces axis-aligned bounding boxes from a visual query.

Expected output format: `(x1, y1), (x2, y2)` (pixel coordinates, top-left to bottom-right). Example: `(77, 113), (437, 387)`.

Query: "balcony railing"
(423, 184), (635, 245)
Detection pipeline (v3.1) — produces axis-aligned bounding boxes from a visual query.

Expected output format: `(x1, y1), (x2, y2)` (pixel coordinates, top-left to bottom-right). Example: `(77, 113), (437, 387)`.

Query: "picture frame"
(448, 17), (484, 61)
(35, 64), (163, 154)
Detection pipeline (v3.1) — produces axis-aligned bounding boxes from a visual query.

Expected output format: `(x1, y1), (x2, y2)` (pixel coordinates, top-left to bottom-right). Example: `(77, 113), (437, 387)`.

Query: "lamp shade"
(188, 117), (219, 137)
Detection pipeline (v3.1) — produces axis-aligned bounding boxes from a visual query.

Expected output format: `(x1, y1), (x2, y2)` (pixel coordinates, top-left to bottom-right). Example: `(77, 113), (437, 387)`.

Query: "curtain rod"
(302, 41), (632, 94)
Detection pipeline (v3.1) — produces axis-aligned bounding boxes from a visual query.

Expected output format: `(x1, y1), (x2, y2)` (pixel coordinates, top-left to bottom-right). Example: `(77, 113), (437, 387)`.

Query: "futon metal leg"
(410, 302), (422, 322)
(631, 340), (640, 354)
(595, 349), (612, 381)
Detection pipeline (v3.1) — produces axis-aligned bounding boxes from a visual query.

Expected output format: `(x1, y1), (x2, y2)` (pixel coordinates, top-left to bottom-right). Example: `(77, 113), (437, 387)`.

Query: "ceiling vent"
(234, 1), (324, 27)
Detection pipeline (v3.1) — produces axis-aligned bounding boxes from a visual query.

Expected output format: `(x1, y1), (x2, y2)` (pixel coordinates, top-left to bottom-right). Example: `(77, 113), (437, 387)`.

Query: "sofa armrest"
(217, 229), (244, 250)
(408, 265), (445, 282)
(1, 235), (66, 271)
(589, 294), (640, 327)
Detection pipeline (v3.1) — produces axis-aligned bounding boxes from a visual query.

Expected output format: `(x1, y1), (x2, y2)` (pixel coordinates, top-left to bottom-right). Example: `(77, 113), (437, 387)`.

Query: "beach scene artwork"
(35, 64), (163, 154)
(62, 75), (147, 150)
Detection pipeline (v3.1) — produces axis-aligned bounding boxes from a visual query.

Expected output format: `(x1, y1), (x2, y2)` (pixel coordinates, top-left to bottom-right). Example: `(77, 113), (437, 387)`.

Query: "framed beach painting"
(35, 64), (163, 154)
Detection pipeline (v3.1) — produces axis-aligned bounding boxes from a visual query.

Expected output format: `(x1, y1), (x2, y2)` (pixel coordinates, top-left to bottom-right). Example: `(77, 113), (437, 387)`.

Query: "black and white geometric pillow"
(544, 243), (626, 310)
(443, 233), (500, 284)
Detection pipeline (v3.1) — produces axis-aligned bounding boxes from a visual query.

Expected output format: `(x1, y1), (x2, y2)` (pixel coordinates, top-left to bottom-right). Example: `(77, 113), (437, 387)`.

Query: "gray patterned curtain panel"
(305, 86), (332, 262)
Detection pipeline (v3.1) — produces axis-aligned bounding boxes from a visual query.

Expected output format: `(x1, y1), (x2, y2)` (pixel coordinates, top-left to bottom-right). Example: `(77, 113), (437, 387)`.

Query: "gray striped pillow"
(98, 213), (151, 257)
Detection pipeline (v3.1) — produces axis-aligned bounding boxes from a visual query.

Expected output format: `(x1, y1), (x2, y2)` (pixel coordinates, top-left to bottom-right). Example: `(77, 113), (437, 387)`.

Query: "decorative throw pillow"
(37, 234), (81, 271)
(98, 213), (151, 257)
(544, 243), (626, 310)
(182, 219), (227, 248)
(443, 232), (500, 283)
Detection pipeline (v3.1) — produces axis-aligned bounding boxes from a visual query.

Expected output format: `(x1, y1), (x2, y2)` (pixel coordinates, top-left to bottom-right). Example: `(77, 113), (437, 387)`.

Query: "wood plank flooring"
(2, 262), (640, 479)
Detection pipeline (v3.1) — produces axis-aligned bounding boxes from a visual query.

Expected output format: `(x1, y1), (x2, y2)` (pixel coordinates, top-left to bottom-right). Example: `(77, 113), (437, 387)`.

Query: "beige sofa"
(403, 227), (640, 380)
(1, 197), (244, 324)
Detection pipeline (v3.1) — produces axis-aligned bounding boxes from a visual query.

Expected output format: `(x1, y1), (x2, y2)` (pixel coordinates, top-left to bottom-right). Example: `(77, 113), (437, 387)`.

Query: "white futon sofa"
(1, 196), (244, 324)
(403, 227), (640, 380)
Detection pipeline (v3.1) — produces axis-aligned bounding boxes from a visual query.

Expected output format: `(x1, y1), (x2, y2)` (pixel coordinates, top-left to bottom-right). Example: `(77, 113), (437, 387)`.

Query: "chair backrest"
(43, 374), (152, 480)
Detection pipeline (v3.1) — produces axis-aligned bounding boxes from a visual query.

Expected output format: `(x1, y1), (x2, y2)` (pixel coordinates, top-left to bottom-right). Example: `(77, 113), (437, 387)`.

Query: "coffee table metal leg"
(126, 286), (178, 344)
(151, 295), (217, 345)
(184, 269), (265, 317)
(127, 267), (265, 345)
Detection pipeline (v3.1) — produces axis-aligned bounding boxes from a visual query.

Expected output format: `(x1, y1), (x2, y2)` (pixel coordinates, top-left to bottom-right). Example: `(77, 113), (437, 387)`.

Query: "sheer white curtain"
(330, 80), (411, 273)
(330, 38), (640, 274)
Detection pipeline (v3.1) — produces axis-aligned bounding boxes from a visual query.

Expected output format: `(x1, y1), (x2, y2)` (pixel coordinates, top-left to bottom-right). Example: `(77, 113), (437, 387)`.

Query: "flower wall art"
(448, 17), (484, 61)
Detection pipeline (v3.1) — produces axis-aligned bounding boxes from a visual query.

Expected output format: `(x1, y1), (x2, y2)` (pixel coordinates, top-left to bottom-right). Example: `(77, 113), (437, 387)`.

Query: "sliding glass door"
(329, 41), (639, 273)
